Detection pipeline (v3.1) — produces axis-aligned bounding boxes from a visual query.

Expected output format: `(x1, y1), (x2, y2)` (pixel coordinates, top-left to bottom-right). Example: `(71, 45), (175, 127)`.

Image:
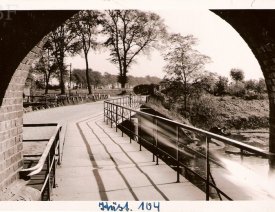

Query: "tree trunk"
(57, 56), (66, 95)
(121, 82), (126, 89)
(85, 53), (92, 94)
(183, 78), (187, 117)
(60, 68), (65, 94)
(119, 75), (127, 94)
(45, 75), (50, 94)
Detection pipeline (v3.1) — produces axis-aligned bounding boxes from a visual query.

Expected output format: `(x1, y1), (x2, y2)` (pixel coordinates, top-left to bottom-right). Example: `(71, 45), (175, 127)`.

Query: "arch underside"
(213, 10), (275, 162)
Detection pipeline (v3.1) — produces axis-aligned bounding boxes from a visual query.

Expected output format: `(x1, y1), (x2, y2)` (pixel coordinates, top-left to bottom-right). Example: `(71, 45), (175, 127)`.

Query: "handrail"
(105, 99), (270, 158)
(23, 123), (59, 127)
(21, 124), (61, 176)
(20, 123), (62, 200)
(104, 95), (274, 200)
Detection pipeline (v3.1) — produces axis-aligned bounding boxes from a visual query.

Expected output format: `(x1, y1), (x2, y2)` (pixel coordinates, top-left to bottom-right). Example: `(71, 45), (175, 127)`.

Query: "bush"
(228, 82), (246, 97)
(243, 93), (266, 100)
(133, 84), (158, 95)
(227, 116), (268, 129)
(214, 76), (228, 96)
(188, 96), (224, 129)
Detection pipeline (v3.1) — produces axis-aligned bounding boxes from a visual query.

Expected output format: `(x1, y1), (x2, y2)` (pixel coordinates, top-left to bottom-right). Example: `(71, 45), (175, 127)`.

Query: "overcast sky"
(67, 9), (263, 80)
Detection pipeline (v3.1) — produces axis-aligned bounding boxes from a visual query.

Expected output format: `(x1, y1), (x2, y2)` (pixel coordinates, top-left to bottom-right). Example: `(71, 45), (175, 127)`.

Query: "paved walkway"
(51, 112), (206, 200)
(23, 101), (275, 200)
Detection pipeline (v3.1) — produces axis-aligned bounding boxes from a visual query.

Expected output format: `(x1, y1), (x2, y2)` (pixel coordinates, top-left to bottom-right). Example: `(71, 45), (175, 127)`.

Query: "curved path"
(23, 101), (205, 200)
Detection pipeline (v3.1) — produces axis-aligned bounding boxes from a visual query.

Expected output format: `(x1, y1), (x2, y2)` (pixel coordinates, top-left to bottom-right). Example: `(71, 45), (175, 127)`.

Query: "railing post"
(104, 101), (106, 122)
(57, 128), (61, 165)
(130, 94), (132, 107)
(121, 108), (124, 137)
(116, 106), (118, 132)
(155, 118), (158, 165)
(107, 103), (109, 125)
(108, 103), (110, 125)
(52, 143), (56, 188)
(110, 103), (113, 128)
(47, 154), (51, 201)
(176, 126), (180, 183)
(129, 110), (132, 143)
(152, 116), (155, 162)
(206, 136), (210, 201)
(138, 113), (142, 151)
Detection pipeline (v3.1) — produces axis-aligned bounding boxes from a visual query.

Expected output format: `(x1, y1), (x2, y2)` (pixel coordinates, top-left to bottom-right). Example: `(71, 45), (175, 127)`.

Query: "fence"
(20, 123), (62, 201)
(104, 95), (147, 124)
(23, 93), (109, 111)
(104, 95), (274, 200)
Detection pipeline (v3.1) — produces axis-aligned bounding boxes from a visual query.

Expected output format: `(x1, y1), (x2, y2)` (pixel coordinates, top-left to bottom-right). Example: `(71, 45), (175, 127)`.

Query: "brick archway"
(0, 11), (76, 193)
(1, 10), (275, 194)
(213, 10), (275, 167)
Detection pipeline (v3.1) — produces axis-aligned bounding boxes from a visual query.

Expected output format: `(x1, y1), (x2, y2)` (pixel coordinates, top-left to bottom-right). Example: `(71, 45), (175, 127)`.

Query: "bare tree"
(102, 10), (167, 91)
(163, 33), (211, 113)
(69, 11), (102, 94)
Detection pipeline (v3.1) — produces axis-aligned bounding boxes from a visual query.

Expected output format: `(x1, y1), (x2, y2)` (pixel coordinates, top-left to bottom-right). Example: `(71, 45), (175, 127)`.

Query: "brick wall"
(0, 40), (45, 195)
(0, 12), (75, 196)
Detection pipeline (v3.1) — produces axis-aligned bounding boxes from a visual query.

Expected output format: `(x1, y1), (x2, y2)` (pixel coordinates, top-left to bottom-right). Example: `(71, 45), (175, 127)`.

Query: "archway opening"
(1, 10), (275, 199)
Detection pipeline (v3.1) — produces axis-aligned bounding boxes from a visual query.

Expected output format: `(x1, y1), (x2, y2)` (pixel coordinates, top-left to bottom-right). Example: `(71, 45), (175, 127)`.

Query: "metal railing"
(104, 95), (148, 125)
(104, 95), (274, 200)
(20, 123), (62, 201)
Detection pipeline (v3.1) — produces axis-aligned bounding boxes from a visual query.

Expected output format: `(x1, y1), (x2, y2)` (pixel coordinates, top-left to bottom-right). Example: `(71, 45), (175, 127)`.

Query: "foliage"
(230, 68), (244, 82)
(72, 69), (102, 88)
(245, 79), (258, 91)
(71, 69), (86, 87)
(101, 72), (117, 88)
(243, 78), (267, 99)
(128, 75), (161, 86)
(243, 92), (266, 100)
(214, 76), (228, 96)
(68, 10), (103, 94)
(133, 84), (158, 95)
(246, 78), (267, 93)
(159, 79), (184, 104)
(228, 81), (246, 97)
(149, 93), (269, 130)
(228, 115), (269, 130)
(31, 47), (58, 94)
(102, 10), (167, 88)
(162, 33), (211, 112)
(71, 68), (161, 89)
(197, 72), (218, 94)
(188, 96), (224, 129)
(45, 22), (80, 94)
(257, 78), (267, 93)
(90, 71), (102, 88)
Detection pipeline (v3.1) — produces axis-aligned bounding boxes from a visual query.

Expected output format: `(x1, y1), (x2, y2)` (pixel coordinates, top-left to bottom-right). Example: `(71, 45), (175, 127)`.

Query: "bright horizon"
(67, 9), (264, 81)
